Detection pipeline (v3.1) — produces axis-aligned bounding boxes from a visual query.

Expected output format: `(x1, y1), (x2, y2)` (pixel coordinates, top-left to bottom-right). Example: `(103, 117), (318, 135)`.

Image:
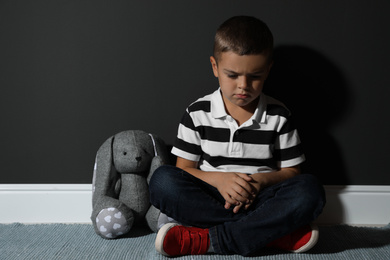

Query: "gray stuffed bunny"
(91, 130), (169, 239)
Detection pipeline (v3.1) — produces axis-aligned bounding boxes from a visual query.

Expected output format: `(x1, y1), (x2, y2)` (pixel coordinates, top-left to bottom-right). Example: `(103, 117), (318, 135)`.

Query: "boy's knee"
(294, 174), (326, 212)
(149, 165), (180, 206)
(150, 165), (175, 192)
(297, 174), (324, 194)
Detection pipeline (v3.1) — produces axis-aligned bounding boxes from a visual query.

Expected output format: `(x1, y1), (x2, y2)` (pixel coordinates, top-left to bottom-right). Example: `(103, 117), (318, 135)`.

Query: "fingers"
(217, 172), (258, 212)
(230, 174), (255, 201)
(237, 173), (253, 182)
(223, 195), (238, 208)
(228, 174), (257, 213)
(223, 194), (247, 211)
(232, 200), (254, 213)
(223, 198), (244, 213)
(231, 187), (249, 201)
(233, 202), (244, 213)
(224, 194), (254, 213)
(244, 200), (253, 210)
(228, 199), (254, 213)
(224, 201), (232, 210)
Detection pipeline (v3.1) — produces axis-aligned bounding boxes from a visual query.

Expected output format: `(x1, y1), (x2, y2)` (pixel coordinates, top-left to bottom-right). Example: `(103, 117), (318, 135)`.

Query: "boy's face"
(210, 51), (272, 112)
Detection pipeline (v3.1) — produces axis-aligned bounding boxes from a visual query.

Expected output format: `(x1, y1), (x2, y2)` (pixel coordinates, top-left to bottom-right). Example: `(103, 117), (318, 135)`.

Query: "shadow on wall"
(264, 45), (351, 185)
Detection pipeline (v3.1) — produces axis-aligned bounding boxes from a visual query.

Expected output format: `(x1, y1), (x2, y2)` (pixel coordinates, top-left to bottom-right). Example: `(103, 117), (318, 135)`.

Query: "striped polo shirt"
(171, 89), (305, 174)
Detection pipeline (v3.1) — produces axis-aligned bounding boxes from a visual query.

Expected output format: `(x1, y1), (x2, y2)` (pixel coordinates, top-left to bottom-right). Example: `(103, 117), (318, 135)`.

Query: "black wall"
(1, 0), (389, 184)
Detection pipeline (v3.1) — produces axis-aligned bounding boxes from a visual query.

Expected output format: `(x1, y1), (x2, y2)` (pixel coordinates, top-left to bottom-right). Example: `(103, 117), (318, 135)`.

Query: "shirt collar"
(210, 88), (267, 124)
(253, 94), (267, 124)
(211, 89), (228, 119)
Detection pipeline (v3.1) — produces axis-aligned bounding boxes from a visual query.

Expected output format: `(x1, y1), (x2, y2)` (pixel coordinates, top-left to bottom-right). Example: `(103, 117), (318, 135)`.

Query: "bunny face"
(112, 131), (155, 174)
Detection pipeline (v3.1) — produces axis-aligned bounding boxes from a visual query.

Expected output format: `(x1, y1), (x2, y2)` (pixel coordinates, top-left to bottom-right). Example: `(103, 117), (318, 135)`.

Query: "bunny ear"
(92, 135), (117, 206)
(148, 133), (158, 157)
(148, 133), (170, 164)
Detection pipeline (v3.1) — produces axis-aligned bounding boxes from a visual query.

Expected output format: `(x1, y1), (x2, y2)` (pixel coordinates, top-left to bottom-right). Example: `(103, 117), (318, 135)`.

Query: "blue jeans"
(149, 165), (326, 256)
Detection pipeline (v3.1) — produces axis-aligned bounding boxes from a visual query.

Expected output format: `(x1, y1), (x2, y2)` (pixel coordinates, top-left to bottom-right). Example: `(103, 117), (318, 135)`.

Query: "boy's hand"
(235, 167), (301, 211)
(214, 172), (255, 213)
(176, 157), (257, 213)
(228, 176), (262, 213)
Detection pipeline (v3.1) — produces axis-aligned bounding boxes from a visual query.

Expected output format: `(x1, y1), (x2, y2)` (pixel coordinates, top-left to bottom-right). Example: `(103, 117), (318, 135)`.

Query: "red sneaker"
(267, 224), (319, 253)
(155, 223), (210, 256)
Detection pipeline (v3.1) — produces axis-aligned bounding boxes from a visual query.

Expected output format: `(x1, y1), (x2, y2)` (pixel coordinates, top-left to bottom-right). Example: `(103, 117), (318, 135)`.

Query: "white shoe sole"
(293, 224), (319, 253)
(155, 223), (179, 256)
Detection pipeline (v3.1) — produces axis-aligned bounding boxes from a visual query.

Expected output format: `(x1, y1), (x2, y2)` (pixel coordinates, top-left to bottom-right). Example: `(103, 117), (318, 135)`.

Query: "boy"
(149, 16), (325, 257)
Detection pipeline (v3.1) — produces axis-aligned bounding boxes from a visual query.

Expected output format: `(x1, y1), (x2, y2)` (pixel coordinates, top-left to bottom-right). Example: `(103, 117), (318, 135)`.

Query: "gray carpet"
(1, 223), (389, 259)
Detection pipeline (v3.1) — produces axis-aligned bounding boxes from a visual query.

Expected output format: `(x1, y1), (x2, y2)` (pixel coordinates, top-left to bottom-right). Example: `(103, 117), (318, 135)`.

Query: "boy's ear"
(210, 56), (219, 77)
(268, 60), (274, 71)
(265, 60), (273, 77)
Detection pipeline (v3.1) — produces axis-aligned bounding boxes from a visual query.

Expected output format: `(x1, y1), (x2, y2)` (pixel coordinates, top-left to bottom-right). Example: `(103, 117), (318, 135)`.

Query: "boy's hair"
(213, 16), (274, 63)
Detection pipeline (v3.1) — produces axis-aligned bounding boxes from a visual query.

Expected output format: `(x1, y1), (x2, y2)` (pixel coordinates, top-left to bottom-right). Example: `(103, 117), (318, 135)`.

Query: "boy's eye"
(227, 74), (238, 79)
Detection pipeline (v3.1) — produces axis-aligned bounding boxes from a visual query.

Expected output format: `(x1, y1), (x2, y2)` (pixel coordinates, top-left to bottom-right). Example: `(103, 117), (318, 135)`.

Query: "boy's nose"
(238, 76), (249, 89)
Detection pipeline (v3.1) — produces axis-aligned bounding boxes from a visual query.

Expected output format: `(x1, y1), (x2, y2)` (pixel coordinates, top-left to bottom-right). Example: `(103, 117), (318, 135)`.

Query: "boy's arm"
(251, 165), (301, 191)
(176, 157), (254, 212)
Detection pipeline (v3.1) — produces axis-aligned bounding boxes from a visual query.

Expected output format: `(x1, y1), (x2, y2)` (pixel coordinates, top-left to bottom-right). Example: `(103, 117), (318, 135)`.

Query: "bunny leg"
(95, 207), (133, 239)
(145, 205), (160, 233)
(92, 197), (135, 239)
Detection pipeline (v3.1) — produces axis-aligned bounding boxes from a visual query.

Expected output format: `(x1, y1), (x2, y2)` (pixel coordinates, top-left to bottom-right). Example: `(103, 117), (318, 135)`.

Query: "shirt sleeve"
(171, 110), (203, 162)
(273, 114), (306, 168)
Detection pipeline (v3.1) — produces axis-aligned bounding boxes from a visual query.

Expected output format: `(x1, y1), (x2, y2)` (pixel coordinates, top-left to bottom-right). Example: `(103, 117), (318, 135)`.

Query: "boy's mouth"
(235, 93), (250, 99)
